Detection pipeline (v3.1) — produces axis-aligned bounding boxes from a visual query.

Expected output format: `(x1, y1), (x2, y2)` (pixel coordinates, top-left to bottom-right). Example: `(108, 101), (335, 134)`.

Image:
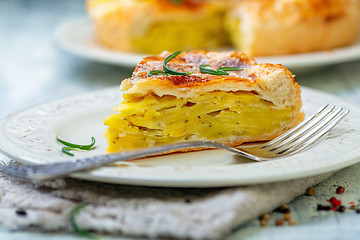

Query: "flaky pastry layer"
(121, 51), (302, 109)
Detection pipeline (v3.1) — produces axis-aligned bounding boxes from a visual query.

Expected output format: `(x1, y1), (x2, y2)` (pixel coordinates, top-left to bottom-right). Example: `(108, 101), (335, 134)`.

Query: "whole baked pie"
(104, 51), (304, 152)
(87, 0), (360, 56)
(225, 0), (360, 56)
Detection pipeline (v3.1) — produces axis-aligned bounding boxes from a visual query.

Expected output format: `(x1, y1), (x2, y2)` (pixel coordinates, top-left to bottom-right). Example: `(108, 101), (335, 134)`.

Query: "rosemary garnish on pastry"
(200, 65), (244, 76)
(149, 51), (193, 77)
(149, 51), (244, 77)
(163, 51), (193, 75)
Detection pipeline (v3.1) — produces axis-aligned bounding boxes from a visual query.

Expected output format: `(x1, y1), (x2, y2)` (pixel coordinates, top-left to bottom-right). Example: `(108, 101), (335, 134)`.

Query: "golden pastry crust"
(122, 50), (302, 109)
(226, 0), (360, 56)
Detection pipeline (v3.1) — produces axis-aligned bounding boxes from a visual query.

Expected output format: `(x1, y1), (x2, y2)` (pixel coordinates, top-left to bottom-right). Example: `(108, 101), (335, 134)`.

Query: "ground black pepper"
(317, 204), (331, 211)
(259, 213), (270, 226)
(338, 206), (346, 212)
(275, 204), (290, 213)
(15, 209), (27, 217)
(184, 198), (192, 204)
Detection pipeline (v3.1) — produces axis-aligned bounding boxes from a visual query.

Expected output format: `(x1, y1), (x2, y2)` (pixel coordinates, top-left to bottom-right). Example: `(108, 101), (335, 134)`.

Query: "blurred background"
(0, 0), (360, 118)
(0, 0), (133, 118)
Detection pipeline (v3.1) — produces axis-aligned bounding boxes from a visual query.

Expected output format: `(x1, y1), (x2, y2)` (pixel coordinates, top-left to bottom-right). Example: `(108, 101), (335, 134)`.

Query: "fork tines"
(262, 104), (349, 156)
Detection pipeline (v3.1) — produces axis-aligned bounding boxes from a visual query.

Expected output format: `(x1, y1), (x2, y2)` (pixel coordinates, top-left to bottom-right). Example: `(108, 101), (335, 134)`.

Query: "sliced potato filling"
(104, 91), (294, 152)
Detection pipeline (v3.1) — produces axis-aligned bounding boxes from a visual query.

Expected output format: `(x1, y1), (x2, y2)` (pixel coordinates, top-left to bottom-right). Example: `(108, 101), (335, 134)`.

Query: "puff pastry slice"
(104, 51), (304, 152)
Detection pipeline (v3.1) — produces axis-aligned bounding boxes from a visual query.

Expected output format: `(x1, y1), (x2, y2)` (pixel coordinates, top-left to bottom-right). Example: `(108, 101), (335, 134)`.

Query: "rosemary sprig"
(200, 65), (244, 76)
(56, 136), (95, 150)
(70, 204), (100, 239)
(163, 51), (193, 76)
(56, 136), (96, 156)
(61, 147), (93, 157)
(199, 65), (225, 76)
(148, 51), (244, 77)
(217, 67), (244, 72)
(61, 147), (75, 156)
(148, 70), (168, 77)
(147, 51), (192, 77)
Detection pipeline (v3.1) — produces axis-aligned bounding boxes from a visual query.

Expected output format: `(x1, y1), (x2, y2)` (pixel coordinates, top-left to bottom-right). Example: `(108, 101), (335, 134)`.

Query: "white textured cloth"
(0, 172), (333, 239)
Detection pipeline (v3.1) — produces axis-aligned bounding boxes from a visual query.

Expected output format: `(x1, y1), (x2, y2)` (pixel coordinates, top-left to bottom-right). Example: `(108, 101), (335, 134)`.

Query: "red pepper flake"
(336, 186), (345, 194)
(348, 202), (356, 209)
(327, 197), (342, 208)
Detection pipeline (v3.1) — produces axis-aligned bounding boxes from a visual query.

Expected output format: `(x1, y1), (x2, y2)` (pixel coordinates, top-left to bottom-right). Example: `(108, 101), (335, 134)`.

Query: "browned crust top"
(126, 50), (261, 87)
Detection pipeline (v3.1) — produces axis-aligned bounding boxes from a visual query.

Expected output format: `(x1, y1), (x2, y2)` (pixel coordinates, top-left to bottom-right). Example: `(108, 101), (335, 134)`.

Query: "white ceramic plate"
(55, 18), (360, 72)
(1, 87), (360, 187)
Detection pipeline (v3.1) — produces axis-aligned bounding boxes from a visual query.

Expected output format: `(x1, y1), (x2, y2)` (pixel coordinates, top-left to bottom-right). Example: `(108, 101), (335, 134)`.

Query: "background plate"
(1, 87), (360, 187)
(55, 18), (360, 72)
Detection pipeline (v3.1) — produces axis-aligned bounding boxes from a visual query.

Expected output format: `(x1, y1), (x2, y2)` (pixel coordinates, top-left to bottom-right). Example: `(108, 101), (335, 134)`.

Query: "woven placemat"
(0, 170), (334, 240)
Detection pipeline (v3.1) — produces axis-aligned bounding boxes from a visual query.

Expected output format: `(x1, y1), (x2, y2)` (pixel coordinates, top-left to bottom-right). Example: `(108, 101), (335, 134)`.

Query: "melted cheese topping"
(104, 91), (295, 152)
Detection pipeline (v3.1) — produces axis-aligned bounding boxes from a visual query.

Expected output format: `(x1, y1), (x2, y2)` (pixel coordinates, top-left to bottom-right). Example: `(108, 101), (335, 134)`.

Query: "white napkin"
(0, 171), (333, 240)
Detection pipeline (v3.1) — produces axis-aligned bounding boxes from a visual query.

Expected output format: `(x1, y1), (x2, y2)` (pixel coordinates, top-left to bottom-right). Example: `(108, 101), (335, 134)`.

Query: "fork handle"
(4, 141), (228, 180)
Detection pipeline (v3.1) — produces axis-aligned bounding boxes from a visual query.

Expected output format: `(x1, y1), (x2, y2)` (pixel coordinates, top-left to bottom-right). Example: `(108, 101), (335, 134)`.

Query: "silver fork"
(0, 104), (349, 181)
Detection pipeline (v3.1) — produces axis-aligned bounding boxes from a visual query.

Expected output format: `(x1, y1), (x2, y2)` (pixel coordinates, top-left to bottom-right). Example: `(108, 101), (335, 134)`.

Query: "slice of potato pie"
(104, 51), (304, 152)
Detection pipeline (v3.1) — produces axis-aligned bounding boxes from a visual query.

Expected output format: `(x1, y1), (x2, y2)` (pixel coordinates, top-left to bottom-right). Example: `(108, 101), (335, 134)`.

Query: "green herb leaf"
(199, 65), (228, 76)
(163, 51), (193, 76)
(56, 136), (96, 150)
(149, 51), (244, 77)
(216, 68), (229, 76)
(148, 70), (168, 77)
(217, 67), (244, 72)
(199, 65), (244, 76)
(61, 147), (94, 156)
(61, 147), (75, 156)
(70, 204), (100, 239)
